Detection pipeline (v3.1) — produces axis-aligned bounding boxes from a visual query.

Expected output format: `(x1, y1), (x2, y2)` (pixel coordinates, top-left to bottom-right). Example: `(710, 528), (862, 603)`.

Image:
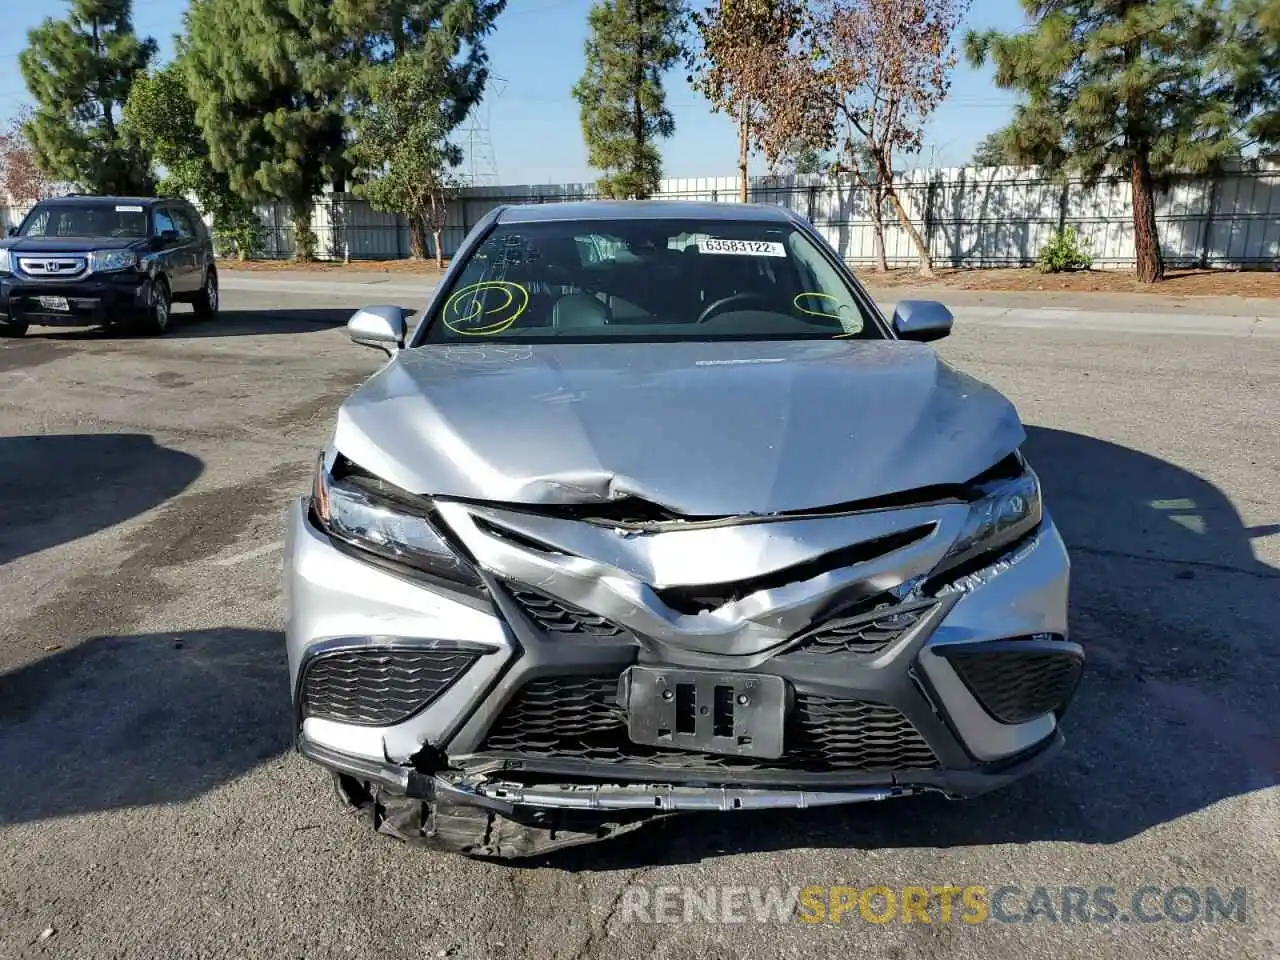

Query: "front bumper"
(285, 496), (1078, 812)
(0, 273), (149, 326)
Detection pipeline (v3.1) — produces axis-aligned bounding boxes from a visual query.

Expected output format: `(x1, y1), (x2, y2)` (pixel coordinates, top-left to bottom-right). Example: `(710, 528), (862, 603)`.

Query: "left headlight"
(88, 249), (139, 274)
(0, 248), (11, 275)
(310, 454), (483, 591)
(934, 460), (1042, 578)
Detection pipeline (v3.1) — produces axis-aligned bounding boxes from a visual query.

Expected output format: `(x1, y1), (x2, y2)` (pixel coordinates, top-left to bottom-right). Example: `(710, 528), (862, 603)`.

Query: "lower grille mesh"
(786, 599), (935, 656)
(481, 674), (937, 771)
(301, 648), (477, 726)
(945, 648), (1083, 724)
(508, 587), (626, 637)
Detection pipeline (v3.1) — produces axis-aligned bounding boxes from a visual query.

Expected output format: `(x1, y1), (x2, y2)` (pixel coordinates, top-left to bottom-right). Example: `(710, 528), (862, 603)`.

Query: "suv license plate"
(625, 666), (786, 760)
(37, 296), (70, 312)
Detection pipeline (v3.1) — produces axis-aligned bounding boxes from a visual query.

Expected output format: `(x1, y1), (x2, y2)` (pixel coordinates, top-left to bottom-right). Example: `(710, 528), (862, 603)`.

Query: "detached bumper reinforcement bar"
(464, 780), (915, 812)
(300, 732), (929, 812)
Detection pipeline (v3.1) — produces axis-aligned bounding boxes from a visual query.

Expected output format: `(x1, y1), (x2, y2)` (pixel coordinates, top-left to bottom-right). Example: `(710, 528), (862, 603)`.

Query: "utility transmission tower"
(461, 75), (505, 188)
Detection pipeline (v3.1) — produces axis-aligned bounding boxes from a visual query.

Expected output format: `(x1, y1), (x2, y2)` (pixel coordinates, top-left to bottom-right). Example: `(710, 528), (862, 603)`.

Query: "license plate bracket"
(37, 296), (70, 312)
(625, 666), (786, 760)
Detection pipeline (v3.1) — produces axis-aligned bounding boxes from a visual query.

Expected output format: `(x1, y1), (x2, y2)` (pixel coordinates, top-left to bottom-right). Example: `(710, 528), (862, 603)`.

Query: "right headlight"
(0, 248), (11, 275)
(88, 249), (139, 274)
(934, 461), (1042, 577)
(309, 454), (483, 592)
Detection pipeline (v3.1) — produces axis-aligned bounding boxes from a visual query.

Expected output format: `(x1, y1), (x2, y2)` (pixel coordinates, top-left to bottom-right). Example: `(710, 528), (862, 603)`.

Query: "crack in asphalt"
(1068, 543), (1280, 579)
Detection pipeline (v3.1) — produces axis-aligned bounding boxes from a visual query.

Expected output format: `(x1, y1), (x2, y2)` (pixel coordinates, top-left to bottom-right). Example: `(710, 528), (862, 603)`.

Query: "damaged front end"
(286, 449), (1080, 859)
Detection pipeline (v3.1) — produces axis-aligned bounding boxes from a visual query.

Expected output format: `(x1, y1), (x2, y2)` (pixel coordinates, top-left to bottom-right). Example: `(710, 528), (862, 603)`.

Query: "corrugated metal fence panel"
(1, 203), (33, 231)
(5, 168), (1276, 268)
(1208, 172), (1280, 266)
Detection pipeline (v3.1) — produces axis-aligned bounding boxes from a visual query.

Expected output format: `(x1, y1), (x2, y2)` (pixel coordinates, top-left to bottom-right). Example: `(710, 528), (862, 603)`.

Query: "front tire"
(0, 317), (27, 337)
(194, 268), (219, 321)
(139, 278), (172, 336)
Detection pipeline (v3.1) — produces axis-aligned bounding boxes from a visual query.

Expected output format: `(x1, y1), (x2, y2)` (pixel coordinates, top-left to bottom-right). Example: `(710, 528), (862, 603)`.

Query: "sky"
(0, 0), (1029, 185)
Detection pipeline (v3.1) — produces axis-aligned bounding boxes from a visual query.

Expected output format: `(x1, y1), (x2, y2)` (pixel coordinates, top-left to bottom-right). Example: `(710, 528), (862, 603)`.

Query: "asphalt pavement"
(0, 281), (1276, 960)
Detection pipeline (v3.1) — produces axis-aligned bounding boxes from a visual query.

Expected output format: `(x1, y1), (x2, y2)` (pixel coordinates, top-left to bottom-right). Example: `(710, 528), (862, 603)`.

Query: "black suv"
(0, 195), (218, 337)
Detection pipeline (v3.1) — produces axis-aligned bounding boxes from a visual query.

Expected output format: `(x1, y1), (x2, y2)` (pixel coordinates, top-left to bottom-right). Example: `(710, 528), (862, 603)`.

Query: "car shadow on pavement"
(0, 628), (290, 825)
(173, 308), (354, 338)
(542, 425), (1280, 870)
(17, 307), (353, 340)
(0, 434), (203, 566)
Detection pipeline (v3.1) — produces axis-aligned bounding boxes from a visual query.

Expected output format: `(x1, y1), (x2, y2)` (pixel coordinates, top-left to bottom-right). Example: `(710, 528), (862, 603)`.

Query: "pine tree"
(970, 130), (1016, 168)
(966, 1), (1267, 284)
(18, 0), (156, 195)
(342, 1), (506, 261)
(182, 0), (354, 260)
(573, 0), (683, 199)
(122, 64), (265, 258)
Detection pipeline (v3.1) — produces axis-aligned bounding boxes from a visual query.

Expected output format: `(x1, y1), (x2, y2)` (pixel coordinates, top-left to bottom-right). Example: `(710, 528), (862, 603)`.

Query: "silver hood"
(332, 338), (1024, 516)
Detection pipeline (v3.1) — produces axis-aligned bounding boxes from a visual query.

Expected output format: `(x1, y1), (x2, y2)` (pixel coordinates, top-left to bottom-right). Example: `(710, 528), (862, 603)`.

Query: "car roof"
(37, 196), (178, 206)
(495, 200), (799, 225)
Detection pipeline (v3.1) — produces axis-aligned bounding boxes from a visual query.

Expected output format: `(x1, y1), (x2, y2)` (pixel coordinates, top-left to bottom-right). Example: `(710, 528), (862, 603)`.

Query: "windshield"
(20, 203), (149, 239)
(419, 217), (882, 344)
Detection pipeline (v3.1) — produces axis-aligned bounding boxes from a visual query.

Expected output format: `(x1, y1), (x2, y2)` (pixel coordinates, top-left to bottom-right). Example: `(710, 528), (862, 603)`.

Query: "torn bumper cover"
(301, 730), (1065, 859)
(285, 460), (1080, 858)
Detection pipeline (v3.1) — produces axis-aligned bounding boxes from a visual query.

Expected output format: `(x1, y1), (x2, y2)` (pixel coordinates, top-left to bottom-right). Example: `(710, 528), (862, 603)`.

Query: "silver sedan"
(283, 200), (1082, 858)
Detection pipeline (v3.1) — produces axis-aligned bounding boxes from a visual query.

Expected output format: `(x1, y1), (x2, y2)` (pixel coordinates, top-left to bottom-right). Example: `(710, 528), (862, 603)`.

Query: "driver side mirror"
(348, 305), (410, 356)
(892, 300), (954, 342)
(5, 227), (16, 237)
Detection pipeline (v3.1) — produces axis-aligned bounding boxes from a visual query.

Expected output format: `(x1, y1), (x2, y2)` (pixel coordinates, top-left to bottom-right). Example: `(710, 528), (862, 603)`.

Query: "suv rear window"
(20, 203), (149, 239)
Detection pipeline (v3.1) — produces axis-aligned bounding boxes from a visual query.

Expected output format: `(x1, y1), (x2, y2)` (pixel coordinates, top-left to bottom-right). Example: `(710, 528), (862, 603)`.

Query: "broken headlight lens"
(935, 465), (1042, 576)
(310, 455), (482, 590)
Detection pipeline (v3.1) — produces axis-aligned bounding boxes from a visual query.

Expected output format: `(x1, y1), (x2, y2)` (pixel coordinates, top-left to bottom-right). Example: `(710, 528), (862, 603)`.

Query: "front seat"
(551, 292), (612, 329)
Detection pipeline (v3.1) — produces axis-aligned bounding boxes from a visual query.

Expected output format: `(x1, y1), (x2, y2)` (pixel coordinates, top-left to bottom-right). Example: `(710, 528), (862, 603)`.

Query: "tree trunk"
(291, 202), (315, 262)
(408, 215), (428, 260)
(632, 0), (645, 199)
(1130, 150), (1164, 283)
(884, 182), (934, 277)
(432, 229), (444, 269)
(868, 185), (889, 272)
(738, 101), (749, 203)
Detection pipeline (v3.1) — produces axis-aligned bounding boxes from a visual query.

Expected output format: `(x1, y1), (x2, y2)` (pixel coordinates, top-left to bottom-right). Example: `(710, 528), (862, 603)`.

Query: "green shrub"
(212, 211), (266, 260)
(1037, 226), (1093, 273)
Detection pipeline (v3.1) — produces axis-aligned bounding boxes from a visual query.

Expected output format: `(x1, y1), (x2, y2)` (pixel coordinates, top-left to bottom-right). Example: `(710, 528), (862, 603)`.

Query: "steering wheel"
(695, 292), (770, 324)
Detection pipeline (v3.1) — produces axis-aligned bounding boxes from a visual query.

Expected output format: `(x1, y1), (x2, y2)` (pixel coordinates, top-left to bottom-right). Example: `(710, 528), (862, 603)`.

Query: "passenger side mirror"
(348, 305), (409, 356)
(892, 300), (954, 343)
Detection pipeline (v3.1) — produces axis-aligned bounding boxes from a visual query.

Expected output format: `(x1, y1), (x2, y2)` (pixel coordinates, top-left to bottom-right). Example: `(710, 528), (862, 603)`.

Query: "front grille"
(785, 599), (935, 656)
(944, 647), (1083, 724)
(300, 647), (478, 726)
(480, 674), (937, 771)
(17, 256), (88, 279)
(508, 587), (626, 638)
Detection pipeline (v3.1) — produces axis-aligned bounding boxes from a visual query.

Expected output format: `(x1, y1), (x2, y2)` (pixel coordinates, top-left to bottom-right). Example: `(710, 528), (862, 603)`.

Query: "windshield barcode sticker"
(698, 238), (787, 257)
(115, 205), (144, 213)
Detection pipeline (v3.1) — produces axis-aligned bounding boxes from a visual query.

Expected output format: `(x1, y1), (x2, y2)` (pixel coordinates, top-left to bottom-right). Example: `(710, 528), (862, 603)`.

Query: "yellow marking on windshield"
(794, 292), (863, 337)
(793, 292), (848, 320)
(443, 281), (530, 336)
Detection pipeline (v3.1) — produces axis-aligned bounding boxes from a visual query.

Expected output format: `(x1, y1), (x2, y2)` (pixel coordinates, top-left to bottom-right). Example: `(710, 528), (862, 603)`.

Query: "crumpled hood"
(333, 338), (1025, 516)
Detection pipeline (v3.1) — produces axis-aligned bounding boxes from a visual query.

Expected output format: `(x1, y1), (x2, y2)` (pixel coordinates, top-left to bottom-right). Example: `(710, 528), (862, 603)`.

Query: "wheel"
(139, 278), (172, 335)
(194, 267), (219, 321)
(0, 318), (27, 337)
